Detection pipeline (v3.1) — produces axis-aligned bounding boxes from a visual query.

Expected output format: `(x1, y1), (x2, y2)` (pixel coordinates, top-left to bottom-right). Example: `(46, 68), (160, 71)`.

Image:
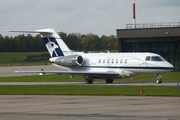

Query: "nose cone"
(167, 62), (174, 71)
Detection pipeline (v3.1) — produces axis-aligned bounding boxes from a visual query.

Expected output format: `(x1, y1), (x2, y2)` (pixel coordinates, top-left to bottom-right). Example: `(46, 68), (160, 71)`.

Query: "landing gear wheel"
(106, 79), (114, 83)
(85, 78), (94, 84)
(156, 74), (162, 84)
(156, 79), (162, 84)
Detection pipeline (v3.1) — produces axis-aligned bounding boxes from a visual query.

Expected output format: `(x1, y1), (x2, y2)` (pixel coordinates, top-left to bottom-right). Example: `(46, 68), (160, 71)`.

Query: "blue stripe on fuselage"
(80, 66), (174, 71)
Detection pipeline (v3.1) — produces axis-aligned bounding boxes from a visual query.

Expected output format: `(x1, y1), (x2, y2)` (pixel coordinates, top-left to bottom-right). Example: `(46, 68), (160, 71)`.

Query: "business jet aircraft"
(9, 28), (174, 84)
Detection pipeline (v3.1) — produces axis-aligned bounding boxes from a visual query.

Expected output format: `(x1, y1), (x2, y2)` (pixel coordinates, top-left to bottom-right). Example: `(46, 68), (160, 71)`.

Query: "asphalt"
(0, 95), (180, 120)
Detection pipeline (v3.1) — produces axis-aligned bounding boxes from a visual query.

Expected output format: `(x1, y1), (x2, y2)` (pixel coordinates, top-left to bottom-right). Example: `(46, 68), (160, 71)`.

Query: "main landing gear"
(84, 76), (114, 84)
(85, 76), (94, 84)
(106, 79), (114, 83)
(156, 74), (162, 84)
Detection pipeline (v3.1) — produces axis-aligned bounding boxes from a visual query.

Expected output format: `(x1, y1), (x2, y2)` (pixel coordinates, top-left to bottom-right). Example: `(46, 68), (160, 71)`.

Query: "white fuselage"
(54, 52), (174, 79)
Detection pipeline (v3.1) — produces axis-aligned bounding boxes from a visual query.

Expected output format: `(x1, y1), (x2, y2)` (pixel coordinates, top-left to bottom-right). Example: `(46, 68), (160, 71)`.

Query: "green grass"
(0, 52), (49, 66)
(0, 74), (84, 82)
(0, 85), (179, 96)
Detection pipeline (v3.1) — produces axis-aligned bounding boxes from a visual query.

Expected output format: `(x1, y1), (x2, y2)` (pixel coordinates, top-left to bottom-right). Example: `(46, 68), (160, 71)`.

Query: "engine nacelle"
(54, 55), (84, 67)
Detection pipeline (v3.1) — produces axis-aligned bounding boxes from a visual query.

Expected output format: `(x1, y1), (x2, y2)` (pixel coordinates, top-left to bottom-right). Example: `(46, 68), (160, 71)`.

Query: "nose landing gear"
(156, 74), (162, 84)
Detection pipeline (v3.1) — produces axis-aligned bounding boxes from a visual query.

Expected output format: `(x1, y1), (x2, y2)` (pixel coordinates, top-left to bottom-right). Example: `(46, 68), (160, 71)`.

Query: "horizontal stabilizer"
(7, 28), (54, 34)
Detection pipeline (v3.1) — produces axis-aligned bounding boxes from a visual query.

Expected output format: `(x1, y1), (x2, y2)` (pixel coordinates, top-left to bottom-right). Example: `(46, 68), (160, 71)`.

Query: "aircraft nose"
(168, 63), (174, 71)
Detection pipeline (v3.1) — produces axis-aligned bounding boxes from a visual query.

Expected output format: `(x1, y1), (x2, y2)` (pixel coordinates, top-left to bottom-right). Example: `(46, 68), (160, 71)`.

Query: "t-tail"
(8, 28), (71, 57)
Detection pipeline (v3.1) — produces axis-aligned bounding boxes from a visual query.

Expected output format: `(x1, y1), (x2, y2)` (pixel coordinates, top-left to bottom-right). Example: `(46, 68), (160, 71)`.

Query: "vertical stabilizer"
(8, 28), (71, 57)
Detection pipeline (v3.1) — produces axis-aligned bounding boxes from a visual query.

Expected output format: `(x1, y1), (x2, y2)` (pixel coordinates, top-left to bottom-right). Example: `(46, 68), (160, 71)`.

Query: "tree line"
(0, 32), (118, 52)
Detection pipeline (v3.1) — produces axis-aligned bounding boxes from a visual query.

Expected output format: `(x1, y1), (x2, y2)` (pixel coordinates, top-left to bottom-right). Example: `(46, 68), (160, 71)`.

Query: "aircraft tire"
(85, 79), (94, 84)
(156, 79), (162, 84)
(106, 79), (114, 83)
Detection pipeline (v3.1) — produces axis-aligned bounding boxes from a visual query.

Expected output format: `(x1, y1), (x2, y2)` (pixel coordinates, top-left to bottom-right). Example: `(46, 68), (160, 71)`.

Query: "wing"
(14, 70), (119, 76)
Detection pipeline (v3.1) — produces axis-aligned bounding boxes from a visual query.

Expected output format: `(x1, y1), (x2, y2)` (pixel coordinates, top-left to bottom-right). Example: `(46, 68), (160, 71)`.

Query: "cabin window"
(103, 59), (105, 63)
(125, 59), (127, 64)
(120, 59), (123, 63)
(107, 59), (110, 63)
(112, 59), (114, 63)
(116, 59), (118, 63)
(99, 59), (101, 63)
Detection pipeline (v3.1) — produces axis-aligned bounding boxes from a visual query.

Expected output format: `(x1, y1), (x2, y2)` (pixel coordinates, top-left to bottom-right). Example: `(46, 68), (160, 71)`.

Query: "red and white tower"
(132, 0), (136, 28)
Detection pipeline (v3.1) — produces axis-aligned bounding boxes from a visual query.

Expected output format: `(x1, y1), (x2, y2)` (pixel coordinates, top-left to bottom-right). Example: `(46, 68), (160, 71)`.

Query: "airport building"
(117, 22), (180, 71)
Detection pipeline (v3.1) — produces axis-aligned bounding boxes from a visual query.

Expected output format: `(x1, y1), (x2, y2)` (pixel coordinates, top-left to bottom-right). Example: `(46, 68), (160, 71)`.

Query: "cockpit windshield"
(145, 56), (165, 61)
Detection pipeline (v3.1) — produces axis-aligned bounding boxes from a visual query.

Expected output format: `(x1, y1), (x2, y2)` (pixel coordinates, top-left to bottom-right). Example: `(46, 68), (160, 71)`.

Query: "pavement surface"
(0, 95), (180, 120)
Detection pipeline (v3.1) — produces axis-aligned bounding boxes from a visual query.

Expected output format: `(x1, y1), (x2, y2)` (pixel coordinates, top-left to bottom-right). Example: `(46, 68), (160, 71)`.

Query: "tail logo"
(42, 37), (64, 57)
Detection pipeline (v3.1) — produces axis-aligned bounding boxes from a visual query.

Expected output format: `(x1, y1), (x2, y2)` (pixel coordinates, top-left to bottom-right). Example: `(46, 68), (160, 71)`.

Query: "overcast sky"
(1, 0), (180, 37)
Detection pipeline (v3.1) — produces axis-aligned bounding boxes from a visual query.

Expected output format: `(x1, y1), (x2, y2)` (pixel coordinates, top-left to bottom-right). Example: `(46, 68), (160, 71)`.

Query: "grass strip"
(0, 52), (49, 66)
(0, 85), (180, 96)
(0, 74), (84, 82)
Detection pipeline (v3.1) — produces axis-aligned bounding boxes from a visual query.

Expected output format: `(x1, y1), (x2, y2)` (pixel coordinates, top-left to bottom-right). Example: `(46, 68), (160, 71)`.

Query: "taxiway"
(0, 95), (179, 120)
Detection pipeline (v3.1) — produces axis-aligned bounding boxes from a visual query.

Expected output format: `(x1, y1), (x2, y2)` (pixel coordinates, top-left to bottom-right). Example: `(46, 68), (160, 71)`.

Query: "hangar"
(117, 23), (180, 71)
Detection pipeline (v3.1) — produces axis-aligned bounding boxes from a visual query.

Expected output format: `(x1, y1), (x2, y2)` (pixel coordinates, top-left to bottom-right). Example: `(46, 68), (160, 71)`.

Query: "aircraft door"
(140, 62), (148, 70)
